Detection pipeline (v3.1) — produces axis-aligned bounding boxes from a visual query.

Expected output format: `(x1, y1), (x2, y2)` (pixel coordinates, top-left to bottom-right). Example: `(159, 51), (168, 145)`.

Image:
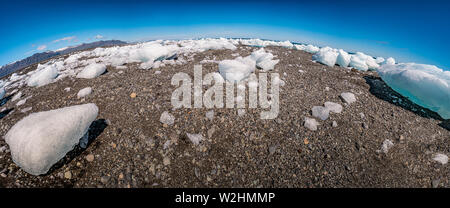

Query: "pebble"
(100, 176), (110, 184)
(432, 179), (440, 188)
(207, 127), (215, 138)
(163, 157), (171, 166)
(332, 121), (338, 127)
(64, 171), (72, 179)
(160, 111), (175, 125)
(206, 110), (214, 120)
(304, 117), (319, 131)
(85, 154), (95, 162)
(362, 122), (369, 129)
(340, 92), (356, 104)
(130, 93), (137, 98)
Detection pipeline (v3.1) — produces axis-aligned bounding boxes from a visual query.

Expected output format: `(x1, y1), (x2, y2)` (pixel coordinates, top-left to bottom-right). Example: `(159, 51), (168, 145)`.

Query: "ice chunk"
(324, 101), (343, 113)
(20, 107), (32, 113)
(336, 49), (351, 67)
(376, 139), (394, 154)
(366, 56), (380, 70)
(77, 87), (92, 98)
(375, 57), (385, 64)
(5, 103), (99, 175)
(304, 117), (319, 131)
(76, 63), (106, 79)
(383, 57), (396, 65)
(349, 53), (369, 71)
(16, 96), (31, 106)
(311, 106), (330, 120)
(218, 56), (255, 82)
(250, 48), (279, 71)
(340, 92), (356, 104)
(27, 64), (58, 87)
(0, 88), (5, 100)
(312, 47), (338, 67)
(186, 133), (203, 145)
(377, 63), (450, 119)
(432, 153), (448, 165)
(160, 111), (175, 125)
(303, 45), (320, 53)
(11, 91), (22, 102)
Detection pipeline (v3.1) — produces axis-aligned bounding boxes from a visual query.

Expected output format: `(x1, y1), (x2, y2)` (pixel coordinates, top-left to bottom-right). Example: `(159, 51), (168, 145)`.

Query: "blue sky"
(1, 0), (449, 69)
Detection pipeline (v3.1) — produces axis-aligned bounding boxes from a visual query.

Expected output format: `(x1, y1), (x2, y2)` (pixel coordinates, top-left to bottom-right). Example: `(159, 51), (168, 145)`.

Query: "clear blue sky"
(1, 0), (449, 69)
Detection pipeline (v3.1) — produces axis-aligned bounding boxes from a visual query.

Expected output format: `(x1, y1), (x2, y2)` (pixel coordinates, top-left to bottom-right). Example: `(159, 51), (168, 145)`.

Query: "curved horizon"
(1, 0), (449, 70)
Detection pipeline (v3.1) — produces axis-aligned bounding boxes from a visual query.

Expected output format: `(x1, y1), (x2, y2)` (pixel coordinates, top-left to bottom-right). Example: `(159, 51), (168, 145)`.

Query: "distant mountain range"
(0, 40), (127, 78)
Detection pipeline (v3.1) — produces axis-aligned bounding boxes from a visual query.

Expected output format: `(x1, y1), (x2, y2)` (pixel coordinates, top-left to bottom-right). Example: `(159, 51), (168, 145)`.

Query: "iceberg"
(5, 103), (99, 175)
(377, 63), (450, 119)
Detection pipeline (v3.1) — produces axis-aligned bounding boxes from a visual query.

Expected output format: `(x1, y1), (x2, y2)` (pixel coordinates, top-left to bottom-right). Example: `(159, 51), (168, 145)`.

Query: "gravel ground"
(0, 45), (448, 188)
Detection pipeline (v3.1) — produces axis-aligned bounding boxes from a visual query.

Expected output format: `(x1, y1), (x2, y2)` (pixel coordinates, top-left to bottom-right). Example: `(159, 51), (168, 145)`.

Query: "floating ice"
(377, 63), (450, 119)
(340, 92), (356, 104)
(5, 103), (99, 175)
(186, 133), (203, 145)
(77, 87), (92, 98)
(432, 153), (448, 165)
(304, 117), (319, 131)
(76, 63), (106, 79)
(160, 111), (175, 125)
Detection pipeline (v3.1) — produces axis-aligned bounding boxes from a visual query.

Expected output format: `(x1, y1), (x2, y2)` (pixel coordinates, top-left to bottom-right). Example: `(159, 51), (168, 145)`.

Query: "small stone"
(205, 110), (214, 120)
(160, 111), (175, 125)
(237, 109), (246, 116)
(432, 179), (440, 188)
(362, 122), (369, 129)
(324, 102), (342, 113)
(359, 112), (365, 119)
(303, 138), (309, 145)
(163, 157), (171, 166)
(207, 127), (215, 138)
(432, 153), (448, 165)
(85, 154), (95, 162)
(340, 92), (356, 104)
(64, 171), (72, 179)
(119, 173), (124, 180)
(332, 121), (338, 127)
(130, 93), (137, 98)
(186, 133), (203, 145)
(269, 146), (277, 155)
(304, 117), (319, 131)
(377, 139), (394, 154)
(311, 106), (330, 120)
(100, 176), (110, 184)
